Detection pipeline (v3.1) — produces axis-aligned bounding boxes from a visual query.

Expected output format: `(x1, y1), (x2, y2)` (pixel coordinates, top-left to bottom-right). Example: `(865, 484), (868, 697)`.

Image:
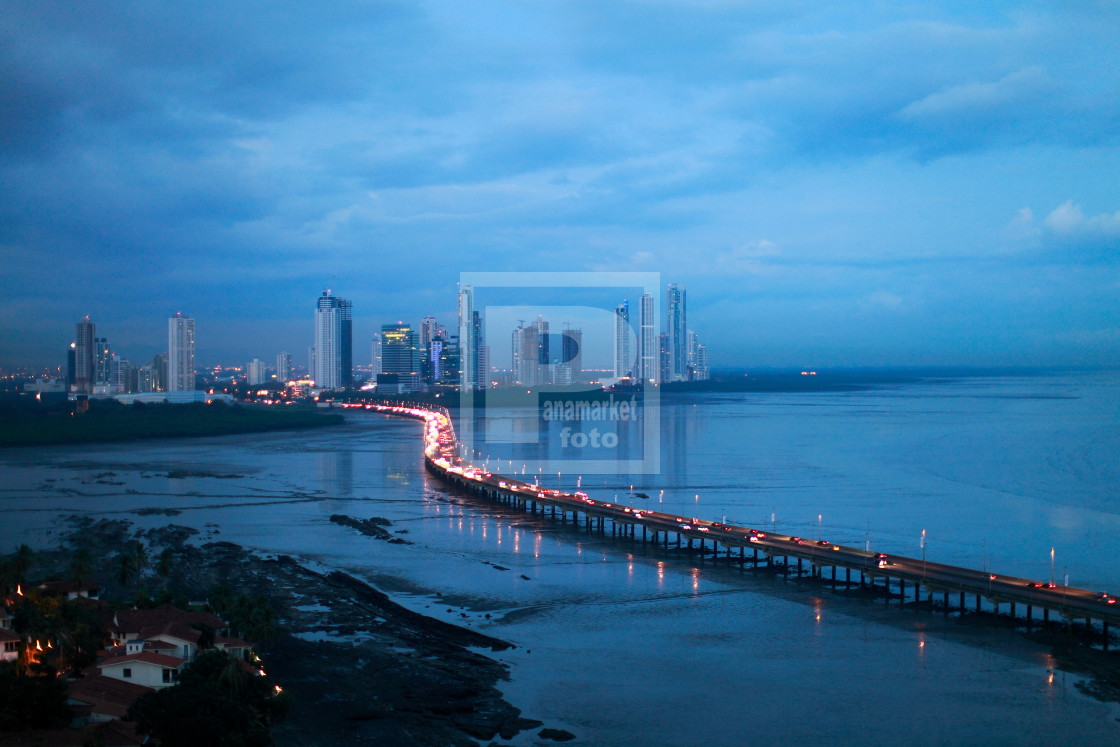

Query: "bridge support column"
(900, 579), (906, 605)
(1044, 608), (1050, 624)
(977, 595), (982, 613)
(1010, 602), (1016, 619)
(960, 592), (965, 611)
(1105, 622), (1110, 651)
(797, 557), (803, 575)
(1026, 605), (1033, 630)
(944, 591), (950, 616)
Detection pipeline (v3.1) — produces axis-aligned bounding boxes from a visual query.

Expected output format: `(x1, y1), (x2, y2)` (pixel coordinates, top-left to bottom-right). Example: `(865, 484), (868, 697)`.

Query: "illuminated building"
(167, 313), (195, 392)
(370, 334), (382, 378)
(74, 317), (95, 394)
(247, 358), (266, 385)
(314, 291), (353, 390)
(276, 351), (292, 383)
(639, 293), (656, 383)
(613, 300), (632, 378)
(666, 284), (687, 382)
(458, 285), (486, 390)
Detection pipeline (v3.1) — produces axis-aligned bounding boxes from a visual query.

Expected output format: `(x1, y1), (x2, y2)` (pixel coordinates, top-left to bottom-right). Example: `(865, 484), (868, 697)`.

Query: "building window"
(122, 668), (132, 678)
(162, 669), (172, 683)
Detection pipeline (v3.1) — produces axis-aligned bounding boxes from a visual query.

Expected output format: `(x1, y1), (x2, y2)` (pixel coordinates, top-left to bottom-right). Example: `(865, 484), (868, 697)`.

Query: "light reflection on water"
(1, 372), (1118, 744)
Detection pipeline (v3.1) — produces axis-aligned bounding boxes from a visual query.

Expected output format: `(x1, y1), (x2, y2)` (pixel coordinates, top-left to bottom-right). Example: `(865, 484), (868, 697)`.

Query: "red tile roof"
(99, 651), (184, 669)
(67, 675), (152, 719)
(0, 628), (19, 643)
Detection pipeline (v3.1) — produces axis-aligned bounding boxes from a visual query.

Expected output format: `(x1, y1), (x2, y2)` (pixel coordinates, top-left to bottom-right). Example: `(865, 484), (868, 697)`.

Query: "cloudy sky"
(2, 1), (1118, 370)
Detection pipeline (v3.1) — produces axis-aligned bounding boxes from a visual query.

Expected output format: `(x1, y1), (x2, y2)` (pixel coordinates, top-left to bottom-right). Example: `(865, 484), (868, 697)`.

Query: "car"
(679, 523), (693, 531)
(632, 511), (643, 519)
(750, 530), (766, 539)
(816, 540), (830, 547)
(696, 526), (710, 532)
(1026, 582), (1044, 589)
(789, 537), (804, 545)
(498, 481), (508, 488)
(1043, 582), (1057, 589)
(1096, 592), (1116, 605)
(875, 553), (888, 559)
(748, 536), (761, 543)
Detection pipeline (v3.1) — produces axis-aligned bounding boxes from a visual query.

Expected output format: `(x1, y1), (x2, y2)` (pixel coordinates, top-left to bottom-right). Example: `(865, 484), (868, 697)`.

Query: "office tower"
(658, 332), (670, 384)
(137, 365), (154, 393)
(314, 291), (353, 390)
(458, 285), (484, 390)
(276, 352), (293, 383)
(380, 323), (420, 375)
(613, 300), (632, 378)
(559, 327), (582, 385)
(639, 293), (656, 383)
(440, 335), (461, 385)
(247, 358), (266, 385)
(115, 359), (138, 394)
(74, 317), (95, 394)
(94, 337), (112, 386)
(152, 353), (167, 392)
(419, 317), (440, 383)
(369, 334), (382, 377)
(167, 313), (196, 392)
(666, 284), (687, 382)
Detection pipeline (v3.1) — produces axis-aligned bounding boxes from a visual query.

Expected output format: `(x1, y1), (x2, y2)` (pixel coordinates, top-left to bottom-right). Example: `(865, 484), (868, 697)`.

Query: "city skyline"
(2, 5), (1117, 371)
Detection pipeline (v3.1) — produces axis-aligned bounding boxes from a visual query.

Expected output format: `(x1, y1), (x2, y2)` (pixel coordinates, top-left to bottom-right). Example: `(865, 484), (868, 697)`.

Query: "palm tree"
(11, 544), (34, 584)
(131, 541), (149, 581)
(68, 549), (93, 584)
(115, 553), (136, 587)
(156, 548), (174, 578)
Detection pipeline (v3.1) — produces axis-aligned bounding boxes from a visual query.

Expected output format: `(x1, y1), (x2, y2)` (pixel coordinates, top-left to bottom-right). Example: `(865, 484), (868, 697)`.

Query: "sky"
(1, 1), (1118, 371)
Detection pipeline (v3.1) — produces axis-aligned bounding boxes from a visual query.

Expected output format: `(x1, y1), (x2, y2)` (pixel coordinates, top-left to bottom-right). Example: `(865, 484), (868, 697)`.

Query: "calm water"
(1, 370), (1118, 745)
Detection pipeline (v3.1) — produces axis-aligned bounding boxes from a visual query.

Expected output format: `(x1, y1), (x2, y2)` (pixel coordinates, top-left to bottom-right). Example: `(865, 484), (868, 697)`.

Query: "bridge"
(342, 401), (1119, 644)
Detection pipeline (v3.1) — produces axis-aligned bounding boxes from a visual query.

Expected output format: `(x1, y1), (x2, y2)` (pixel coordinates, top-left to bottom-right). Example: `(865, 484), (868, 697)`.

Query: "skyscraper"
(639, 293), (656, 383)
(167, 313), (196, 392)
(247, 358), (266, 385)
(458, 285), (485, 390)
(276, 352), (293, 383)
(419, 316), (439, 383)
(314, 291), (353, 390)
(666, 284), (687, 382)
(94, 337), (112, 387)
(370, 334), (382, 378)
(613, 301), (632, 378)
(73, 317), (95, 394)
(380, 323), (419, 376)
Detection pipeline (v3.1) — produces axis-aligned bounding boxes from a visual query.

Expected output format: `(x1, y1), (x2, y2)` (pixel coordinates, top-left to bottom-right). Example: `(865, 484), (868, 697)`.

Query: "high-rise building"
(314, 291), (353, 390)
(666, 284), (687, 382)
(276, 352), (293, 383)
(247, 358), (266, 385)
(458, 285), (483, 390)
(74, 317), (95, 394)
(94, 337), (113, 387)
(381, 323), (419, 376)
(370, 334), (382, 378)
(419, 316), (440, 383)
(639, 293), (656, 383)
(152, 353), (167, 392)
(613, 301), (632, 378)
(167, 313), (196, 392)
(559, 327), (582, 385)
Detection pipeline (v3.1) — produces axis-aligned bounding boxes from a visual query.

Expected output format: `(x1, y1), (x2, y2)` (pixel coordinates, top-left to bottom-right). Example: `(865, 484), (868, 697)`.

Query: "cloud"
(1044, 200), (1120, 237)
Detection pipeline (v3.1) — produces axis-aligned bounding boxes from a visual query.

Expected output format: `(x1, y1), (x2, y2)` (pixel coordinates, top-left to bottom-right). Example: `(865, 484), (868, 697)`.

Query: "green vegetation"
(0, 397), (343, 448)
(127, 649), (290, 747)
(0, 661), (71, 731)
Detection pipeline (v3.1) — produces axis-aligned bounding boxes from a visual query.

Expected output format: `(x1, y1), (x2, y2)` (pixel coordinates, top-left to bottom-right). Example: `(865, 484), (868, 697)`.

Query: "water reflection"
(316, 450), (353, 496)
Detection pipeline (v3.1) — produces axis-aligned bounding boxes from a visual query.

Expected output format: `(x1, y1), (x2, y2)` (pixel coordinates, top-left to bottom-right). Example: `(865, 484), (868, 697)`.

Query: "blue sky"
(1, 1), (1118, 370)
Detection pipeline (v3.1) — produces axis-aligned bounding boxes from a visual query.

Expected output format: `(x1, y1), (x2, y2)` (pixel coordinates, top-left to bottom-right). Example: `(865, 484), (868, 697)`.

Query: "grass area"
(0, 397), (344, 448)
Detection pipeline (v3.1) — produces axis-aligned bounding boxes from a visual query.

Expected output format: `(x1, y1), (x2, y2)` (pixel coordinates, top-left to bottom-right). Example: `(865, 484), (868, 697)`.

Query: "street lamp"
(1050, 547), (1055, 587)
(921, 529), (927, 579)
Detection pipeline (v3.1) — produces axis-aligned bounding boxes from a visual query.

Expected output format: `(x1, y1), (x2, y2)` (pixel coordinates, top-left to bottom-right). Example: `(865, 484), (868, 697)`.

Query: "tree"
(10, 544), (33, 584)
(115, 553), (136, 586)
(127, 650), (289, 747)
(0, 661), (70, 730)
(132, 540), (149, 580)
(69, 548), (93, 584)
(157, 547), (175, 578)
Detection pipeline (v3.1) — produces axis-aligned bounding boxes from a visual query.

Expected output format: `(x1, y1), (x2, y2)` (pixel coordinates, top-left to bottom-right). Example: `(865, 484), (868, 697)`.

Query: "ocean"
(2, 369), (1118, 744)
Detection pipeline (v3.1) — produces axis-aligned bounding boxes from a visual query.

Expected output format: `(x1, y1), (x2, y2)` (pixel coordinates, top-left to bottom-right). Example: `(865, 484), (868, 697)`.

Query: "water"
(1, 370), (1118, 744)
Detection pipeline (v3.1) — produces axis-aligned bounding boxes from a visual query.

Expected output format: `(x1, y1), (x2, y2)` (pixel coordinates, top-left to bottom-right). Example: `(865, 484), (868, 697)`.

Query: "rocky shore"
(45, 517), (563, 746)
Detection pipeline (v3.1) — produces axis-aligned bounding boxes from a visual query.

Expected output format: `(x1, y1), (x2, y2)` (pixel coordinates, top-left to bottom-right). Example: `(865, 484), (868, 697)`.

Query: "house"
(98, 651), (184, 689)
(68, 675), (153, 723)
(0, 607), (18, 663)
(111, 605), (228, 662)
(35, 580), (101, 600)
